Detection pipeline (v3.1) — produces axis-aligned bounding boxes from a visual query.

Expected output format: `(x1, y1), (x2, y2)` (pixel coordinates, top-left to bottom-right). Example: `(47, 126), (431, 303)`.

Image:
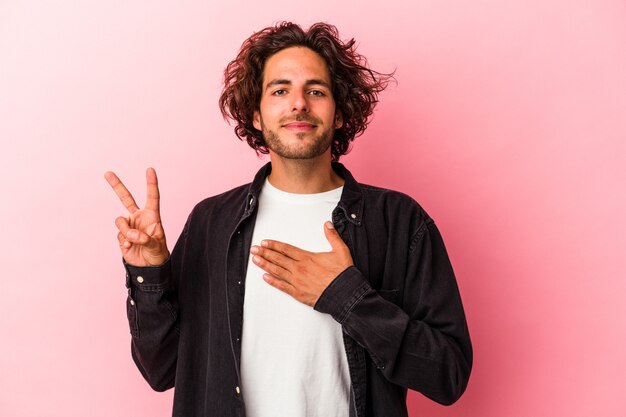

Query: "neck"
(267, 153), (344, 194)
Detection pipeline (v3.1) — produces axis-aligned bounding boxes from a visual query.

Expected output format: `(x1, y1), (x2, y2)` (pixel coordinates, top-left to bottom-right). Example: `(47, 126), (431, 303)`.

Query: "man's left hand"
(250, 221), (354, 307)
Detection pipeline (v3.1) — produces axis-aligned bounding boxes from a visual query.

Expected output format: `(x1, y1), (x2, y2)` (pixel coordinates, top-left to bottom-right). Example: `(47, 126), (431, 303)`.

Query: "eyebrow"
(265, 78), (331, 91)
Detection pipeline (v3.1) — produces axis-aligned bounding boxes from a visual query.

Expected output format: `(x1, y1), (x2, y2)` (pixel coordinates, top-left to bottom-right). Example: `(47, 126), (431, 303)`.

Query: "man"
(106, 22), (472, 417)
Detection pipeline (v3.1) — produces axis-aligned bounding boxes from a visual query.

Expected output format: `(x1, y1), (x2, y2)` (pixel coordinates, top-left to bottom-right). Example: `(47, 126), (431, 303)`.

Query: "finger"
(262, 273), (296, 297)
(323, 221), (348, 252)
(251, 245), (294, 270)
(145, 167), (160, 212)
(115, 216), (131, 236)
(105, 171), (139, 214)
(115, 216), (154, 247)
(117, 231), (131, 249)
(260, 239), (303, 260)
(252, 254), (291, 281)
(127, 228), (157, 246)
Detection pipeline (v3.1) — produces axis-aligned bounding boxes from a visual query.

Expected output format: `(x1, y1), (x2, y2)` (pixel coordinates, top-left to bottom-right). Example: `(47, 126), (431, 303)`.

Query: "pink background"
(1, 1), (625, 416)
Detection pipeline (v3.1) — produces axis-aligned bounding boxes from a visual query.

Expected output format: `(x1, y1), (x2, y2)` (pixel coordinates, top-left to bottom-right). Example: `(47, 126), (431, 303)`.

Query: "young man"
(106, 22), (472, 417)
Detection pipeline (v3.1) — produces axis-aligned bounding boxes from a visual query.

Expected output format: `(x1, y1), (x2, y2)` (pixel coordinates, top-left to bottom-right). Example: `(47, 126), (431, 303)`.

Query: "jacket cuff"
(314, 266), (371, 323)
(124, 258), (172, 289)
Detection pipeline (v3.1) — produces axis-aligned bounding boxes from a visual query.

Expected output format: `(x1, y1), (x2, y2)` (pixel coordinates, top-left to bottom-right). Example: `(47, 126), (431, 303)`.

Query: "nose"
(291, 89), (308, 113)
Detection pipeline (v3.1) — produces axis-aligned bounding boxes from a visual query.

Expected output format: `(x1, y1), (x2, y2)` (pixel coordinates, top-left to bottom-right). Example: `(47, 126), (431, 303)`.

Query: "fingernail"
(261, 240), (268, 247)
(127, 230), (138, 240)
(325, 221), (334, 229)
(250, 246), (259, 254)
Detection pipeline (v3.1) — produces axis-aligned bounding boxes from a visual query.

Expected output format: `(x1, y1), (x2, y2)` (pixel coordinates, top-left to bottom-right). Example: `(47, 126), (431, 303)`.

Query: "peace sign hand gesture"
(105, 168), (170, 267)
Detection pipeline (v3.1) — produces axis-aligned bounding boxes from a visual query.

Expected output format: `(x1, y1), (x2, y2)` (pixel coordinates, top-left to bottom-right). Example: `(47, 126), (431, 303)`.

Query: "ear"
(334, 111), (343, 129)
(253, 110), (262, 131)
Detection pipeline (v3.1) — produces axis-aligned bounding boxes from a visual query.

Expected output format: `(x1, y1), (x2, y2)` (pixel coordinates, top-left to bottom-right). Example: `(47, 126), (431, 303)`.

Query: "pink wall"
(1, 1), (625, 416)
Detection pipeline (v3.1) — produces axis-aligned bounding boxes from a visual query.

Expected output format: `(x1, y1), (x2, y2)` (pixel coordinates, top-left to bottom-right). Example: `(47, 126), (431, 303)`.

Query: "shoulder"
(358, 182), (433, 223)
(355, 181), (438, 251)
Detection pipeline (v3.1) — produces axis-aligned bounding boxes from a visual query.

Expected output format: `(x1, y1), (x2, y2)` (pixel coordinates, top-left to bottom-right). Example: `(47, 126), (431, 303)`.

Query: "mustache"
(280, 114), (320, 125)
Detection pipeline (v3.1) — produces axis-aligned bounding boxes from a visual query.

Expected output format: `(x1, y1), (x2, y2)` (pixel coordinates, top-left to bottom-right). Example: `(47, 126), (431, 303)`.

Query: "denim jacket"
(123, 162), (472, 417)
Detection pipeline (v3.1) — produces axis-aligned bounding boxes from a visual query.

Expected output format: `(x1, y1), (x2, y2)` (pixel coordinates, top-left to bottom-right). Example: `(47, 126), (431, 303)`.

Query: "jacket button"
(235, 386), (240, 394)
(351, 213), (357, 219)
(136, 276), (144, 283)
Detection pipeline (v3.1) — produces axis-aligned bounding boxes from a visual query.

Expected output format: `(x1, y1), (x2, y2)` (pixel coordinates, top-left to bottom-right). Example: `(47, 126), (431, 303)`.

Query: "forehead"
(262, 46), (331, 86)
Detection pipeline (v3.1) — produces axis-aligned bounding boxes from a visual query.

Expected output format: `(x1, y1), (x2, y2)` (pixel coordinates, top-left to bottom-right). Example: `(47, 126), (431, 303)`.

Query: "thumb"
(323, 221), (346, 251)
(126, 229), (157, 247)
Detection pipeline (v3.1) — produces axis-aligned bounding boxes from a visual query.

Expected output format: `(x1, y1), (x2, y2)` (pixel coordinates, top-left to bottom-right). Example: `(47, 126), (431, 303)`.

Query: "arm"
(314, 220), (472, 405)
(124, 258), (179, 391)
(105, 168), (180, 391)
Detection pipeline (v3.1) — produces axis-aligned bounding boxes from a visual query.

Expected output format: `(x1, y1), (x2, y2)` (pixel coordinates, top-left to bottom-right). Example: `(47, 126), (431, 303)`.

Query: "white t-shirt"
(240, 178), (351, 417)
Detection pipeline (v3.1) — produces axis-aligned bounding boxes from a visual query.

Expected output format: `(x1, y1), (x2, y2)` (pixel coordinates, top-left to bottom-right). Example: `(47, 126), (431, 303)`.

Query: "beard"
(260, 115), (335, 160)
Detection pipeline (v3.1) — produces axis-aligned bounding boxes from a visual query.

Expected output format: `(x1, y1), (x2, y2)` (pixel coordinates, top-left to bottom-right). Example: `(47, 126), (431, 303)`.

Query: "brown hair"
(218, 22), (394, 161)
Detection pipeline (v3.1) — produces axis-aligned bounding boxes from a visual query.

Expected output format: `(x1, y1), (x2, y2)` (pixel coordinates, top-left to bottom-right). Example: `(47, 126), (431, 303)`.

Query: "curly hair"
(218, 22), (395, 161)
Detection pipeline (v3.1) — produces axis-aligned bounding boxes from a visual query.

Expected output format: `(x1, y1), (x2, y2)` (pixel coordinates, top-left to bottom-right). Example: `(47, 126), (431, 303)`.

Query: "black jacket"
(123, 162), (472, 417)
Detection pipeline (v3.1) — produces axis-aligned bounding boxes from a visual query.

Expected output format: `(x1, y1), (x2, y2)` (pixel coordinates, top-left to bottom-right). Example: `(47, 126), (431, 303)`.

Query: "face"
(253, 46), (343, 160)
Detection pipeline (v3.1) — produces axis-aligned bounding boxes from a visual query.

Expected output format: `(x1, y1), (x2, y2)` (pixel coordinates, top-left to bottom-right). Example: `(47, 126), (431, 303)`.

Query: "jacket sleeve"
(314, 219), (472, 405)
(124, 259), (178, 391)
(123, 219), (191, 392)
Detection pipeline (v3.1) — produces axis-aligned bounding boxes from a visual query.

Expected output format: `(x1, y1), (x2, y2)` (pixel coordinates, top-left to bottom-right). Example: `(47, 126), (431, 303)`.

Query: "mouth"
(282, 122), (316, 131)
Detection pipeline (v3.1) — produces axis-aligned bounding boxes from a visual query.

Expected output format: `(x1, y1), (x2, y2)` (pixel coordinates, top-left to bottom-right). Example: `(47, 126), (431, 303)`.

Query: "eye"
(308, 90), (325, 96)
(272, 89), (287, 96)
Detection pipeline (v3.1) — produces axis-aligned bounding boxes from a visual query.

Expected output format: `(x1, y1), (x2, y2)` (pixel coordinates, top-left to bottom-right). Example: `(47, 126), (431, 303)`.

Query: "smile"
(282, 122), (316, 131)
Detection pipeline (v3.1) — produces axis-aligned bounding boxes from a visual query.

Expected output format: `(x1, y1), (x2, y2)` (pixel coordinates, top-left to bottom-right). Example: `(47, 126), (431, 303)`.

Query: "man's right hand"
(105, 168), (170, 267)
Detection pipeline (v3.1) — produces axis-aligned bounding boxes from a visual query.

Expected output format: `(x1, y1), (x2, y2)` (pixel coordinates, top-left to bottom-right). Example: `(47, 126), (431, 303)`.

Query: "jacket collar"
(244, 161), (364, 226)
